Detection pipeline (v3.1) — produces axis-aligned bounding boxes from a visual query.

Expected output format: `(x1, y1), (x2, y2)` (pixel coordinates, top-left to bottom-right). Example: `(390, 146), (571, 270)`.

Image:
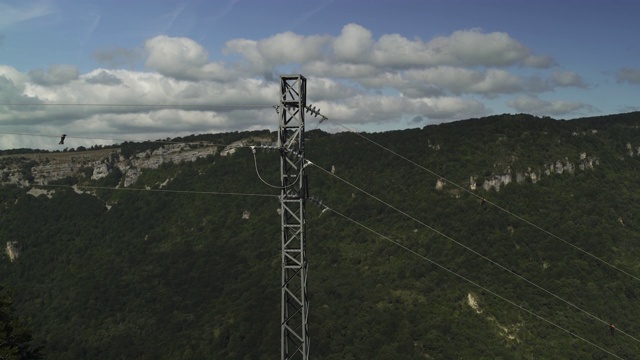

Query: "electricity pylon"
(279, 75), (309, 360)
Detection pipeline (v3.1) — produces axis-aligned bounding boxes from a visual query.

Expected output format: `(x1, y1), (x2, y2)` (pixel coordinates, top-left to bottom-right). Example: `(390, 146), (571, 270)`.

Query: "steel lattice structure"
(279, 75), (309, 360)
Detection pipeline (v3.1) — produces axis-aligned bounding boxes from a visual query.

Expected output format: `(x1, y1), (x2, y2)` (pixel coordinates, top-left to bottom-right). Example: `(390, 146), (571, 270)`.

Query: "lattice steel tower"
(279, 75), (309, 360)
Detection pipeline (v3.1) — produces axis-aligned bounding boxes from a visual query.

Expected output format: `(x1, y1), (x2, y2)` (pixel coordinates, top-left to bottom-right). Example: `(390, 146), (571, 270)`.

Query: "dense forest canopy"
(1, 112), (640, 359)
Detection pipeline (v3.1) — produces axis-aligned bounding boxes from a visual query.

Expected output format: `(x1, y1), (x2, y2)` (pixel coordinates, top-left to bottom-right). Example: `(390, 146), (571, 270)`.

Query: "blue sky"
(1, 0), (639, 150)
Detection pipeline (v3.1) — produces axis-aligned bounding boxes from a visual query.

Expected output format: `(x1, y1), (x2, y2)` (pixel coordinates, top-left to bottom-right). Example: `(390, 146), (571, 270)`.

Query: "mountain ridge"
(1, 111), (640, 359)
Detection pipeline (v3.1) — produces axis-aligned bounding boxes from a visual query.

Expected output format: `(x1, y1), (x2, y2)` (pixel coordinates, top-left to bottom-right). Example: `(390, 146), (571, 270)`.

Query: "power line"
(0, 102), (276, 108)
(1, 130), (280, 197)
(251, 146), (291, 189)
(37, 183), (279, 198)
(0, 131), (178, 145)
(317, 201), (626, 360)
(0, 131), (266, 149)
(307, 159), (640, 344)
(19, 153), (628, 357)
(323, 118), (640, 284)
(3, 112), (633, 352)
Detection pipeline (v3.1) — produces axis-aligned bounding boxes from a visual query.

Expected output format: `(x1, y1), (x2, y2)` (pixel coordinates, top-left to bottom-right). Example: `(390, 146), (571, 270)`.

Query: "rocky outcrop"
(1, 144), (219, 188)
(437, 152), (600, 192)
(482, 173), (512, 192)
(128, 143), (218, 170)
(0, 135), (275, 189)
(220, 137), (275, 156)
(5, 241), (19, 262)
(0, 135), (276, 190)
(624, 143), (640, 158)
(105, 144), (220, 186)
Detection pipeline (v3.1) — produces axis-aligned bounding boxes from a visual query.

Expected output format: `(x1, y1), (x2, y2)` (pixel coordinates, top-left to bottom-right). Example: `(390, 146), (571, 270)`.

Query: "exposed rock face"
(469, 176), (477, 190)
(27, 188), (54, 198)
(0, 135), (274, 190)
(483, 174), (512, 192)
(5, 241), (19, 262)
(0, 150), (115, 186)
(123, 168), (141, 187)
(624, 142), (640, 157)
(32, 162), (77, 183)
(91, 163), (110, 180)
(0, 143), (221, 188)
(113, 144), (219, 186)
(439, 152), (601, 192)
(467, 291), (522, 342)
(467, 293), (482, 314)
(128, 143), (218, 169)
(220, 137), (274, 157)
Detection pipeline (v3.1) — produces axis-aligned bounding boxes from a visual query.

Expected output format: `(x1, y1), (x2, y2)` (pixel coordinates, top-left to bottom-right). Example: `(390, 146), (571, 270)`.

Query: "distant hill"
(1, 112), (640, 359)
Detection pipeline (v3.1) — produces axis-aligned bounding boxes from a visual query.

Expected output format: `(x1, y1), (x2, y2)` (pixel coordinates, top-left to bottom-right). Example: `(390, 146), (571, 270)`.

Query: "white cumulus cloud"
(145, 35), (233, 81)
(0, 23), (599, 150)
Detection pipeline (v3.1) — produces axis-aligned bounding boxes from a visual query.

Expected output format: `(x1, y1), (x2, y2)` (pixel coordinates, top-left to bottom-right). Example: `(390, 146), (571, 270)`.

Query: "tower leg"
(279, 75), (309, 360)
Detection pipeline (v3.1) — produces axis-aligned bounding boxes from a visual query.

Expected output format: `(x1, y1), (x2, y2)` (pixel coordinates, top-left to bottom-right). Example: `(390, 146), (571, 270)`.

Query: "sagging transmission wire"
(310, 198), (626, 360)
(320, 118), (640, 285)
(0, 102), (277, 147)
(250, 145), (300, 190)
(0, 102), (275, 108)
(305, 158), (640, 346)
(0, 131), (257, 149)
(37, 183), (279, 198)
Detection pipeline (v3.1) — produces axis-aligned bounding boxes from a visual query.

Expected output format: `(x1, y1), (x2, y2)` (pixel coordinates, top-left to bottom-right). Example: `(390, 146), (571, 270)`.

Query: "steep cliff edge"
(0, 135), (273, 188)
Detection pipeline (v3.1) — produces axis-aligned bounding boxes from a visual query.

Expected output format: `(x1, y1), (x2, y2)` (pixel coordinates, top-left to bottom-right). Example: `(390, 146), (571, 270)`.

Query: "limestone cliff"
(0, 136), (272, 188)
(441, 152), (601, 192)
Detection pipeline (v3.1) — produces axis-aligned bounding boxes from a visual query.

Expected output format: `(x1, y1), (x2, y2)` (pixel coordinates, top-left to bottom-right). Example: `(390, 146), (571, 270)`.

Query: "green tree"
(0, 286), (44, 360)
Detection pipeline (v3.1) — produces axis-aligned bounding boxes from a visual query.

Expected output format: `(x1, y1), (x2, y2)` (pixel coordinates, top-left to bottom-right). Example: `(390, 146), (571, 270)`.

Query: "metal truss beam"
(279, 75), (309, 360)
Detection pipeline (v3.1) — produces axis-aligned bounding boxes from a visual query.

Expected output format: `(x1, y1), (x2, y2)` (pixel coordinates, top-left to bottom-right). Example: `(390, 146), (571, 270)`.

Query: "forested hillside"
(2, 112), (640, 359)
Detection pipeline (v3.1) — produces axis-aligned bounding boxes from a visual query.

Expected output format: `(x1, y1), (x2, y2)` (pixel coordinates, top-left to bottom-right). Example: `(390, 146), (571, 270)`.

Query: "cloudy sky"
(1, 0), (639, 150)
